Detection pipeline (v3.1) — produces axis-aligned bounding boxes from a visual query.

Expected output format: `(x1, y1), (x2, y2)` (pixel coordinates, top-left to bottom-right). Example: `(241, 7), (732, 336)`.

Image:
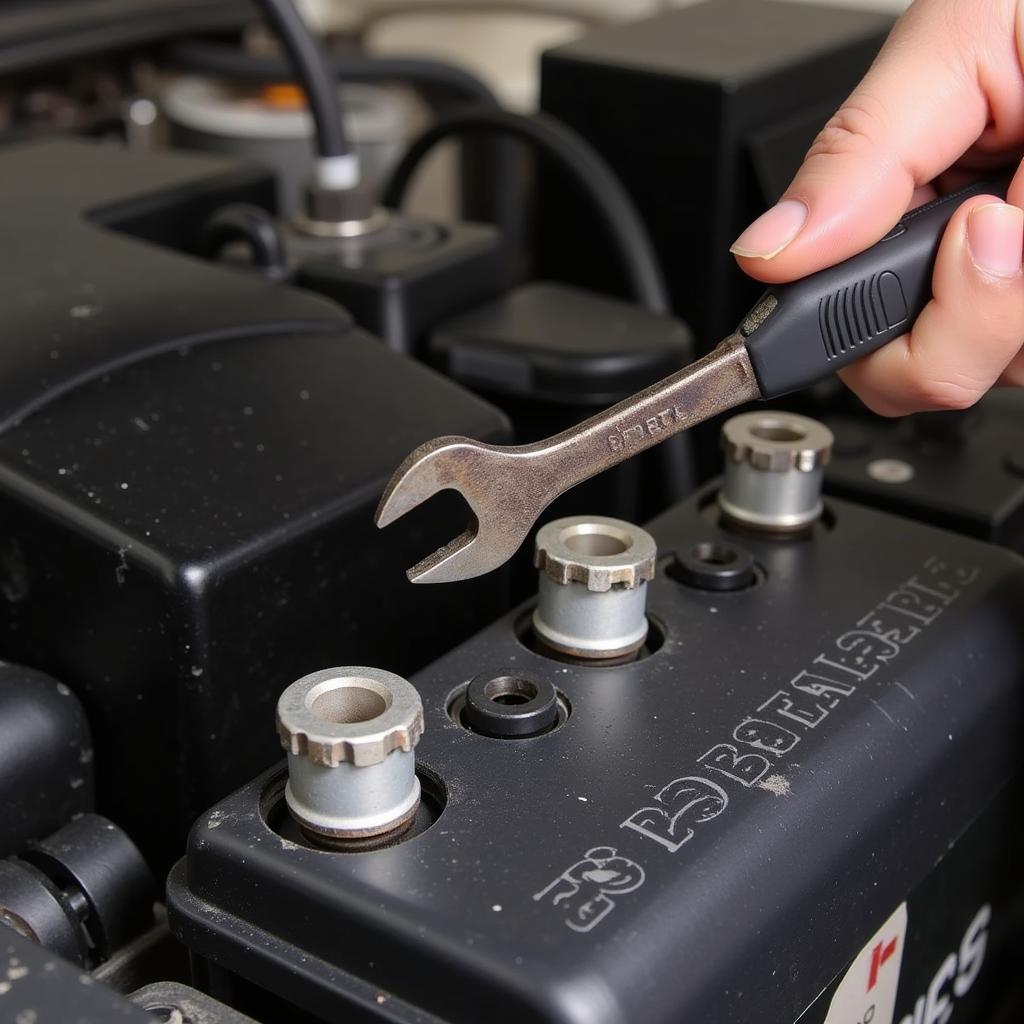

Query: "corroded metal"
(375, 335), (761, 583)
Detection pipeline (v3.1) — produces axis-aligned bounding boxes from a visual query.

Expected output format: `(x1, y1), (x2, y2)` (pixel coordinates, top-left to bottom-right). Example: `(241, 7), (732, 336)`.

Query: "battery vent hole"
(483, 676), (538, 706)
(665, 541), (760, 592)
(309, 681), (387, 724)
(691, 542), (737, 567)
(560, 523), (631, 556)
(749, 420), (806, 443)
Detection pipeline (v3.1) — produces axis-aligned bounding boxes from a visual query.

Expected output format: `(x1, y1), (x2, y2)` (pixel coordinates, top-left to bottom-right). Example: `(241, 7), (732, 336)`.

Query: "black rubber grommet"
(666, 541), (757, 592)
(463, 672), (558, 739)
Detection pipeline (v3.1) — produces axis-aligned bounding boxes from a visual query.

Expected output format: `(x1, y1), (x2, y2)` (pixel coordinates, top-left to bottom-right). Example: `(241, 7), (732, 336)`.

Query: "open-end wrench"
(376, 180), (1001, 583)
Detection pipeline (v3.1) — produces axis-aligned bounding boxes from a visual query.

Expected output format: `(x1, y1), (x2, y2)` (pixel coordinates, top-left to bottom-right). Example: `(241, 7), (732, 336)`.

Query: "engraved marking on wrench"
(608, 405), (689, 452)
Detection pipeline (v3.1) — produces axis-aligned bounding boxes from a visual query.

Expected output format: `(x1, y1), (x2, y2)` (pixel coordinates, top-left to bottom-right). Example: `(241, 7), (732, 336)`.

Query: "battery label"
(822, 903), (908, 1024)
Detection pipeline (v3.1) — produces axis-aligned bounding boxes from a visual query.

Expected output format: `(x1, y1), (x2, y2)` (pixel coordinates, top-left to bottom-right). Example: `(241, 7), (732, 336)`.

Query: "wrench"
(376, 179), (1002, 582)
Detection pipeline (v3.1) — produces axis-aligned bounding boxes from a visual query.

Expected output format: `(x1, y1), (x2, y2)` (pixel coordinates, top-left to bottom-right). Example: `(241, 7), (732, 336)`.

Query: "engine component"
(1, 925), (157, 1024)
(532, 515), (656, 660)
(285, 214), (507, 355)
(163, 76), (408, 217)
(718, 411), (834, 533)
(382, 105), (669, 316)
(0, 664), (94, 857)
(167, 481), (1024, 1023)
(0, 858), (86, 964)
(277, 667), (424, 847)
(0, 140), (510, 871)
(824, 391), (1024, 553)
(538, 0), (894, 343)
(0, 814), (152, 968)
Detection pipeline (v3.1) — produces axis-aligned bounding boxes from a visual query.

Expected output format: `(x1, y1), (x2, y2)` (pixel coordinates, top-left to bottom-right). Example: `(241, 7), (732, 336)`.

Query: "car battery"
(537, 0), (894, 345)
(167, 411), (1024, 1024)
(0, 140), (511, 873)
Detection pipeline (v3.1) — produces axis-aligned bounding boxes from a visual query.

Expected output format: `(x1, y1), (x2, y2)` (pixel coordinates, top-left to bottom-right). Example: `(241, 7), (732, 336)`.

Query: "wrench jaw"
(374, 436), (474, 529)
(405, 516), (531, 585)
(375, 436), (526, 583)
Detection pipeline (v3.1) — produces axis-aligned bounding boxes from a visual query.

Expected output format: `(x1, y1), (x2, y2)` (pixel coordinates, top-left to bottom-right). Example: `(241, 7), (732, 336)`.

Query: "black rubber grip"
(739, 178), (1009, 399)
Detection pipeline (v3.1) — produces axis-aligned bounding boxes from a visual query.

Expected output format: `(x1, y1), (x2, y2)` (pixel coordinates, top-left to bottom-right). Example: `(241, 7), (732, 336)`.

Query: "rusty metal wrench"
(376, 181), (998, 582)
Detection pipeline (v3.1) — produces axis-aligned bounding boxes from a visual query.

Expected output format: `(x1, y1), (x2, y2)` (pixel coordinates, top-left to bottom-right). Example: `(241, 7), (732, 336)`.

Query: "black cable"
(162, 39), (513, 235)
(251, 0), (349, 159)
(382, 106), (670, 315)
(164, 39), (500, 107)
(200, 204), (287, 277)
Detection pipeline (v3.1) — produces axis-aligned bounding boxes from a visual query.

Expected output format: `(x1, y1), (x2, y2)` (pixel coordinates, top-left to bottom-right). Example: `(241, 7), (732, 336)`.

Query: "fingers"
(838, 195), (1024, 416)
(731, 0), (1020, 284)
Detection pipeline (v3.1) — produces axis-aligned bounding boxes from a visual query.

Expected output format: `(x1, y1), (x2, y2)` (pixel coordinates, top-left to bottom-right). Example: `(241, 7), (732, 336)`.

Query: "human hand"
(731, 0), (1024, 416)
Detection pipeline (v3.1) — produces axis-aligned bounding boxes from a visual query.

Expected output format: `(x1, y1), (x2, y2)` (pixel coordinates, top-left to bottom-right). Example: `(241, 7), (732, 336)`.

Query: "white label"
(823, 903), (908, 1024)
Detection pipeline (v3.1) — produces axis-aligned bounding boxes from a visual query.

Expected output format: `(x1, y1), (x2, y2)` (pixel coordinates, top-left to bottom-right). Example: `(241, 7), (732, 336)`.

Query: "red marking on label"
(868, 936), (899, 992)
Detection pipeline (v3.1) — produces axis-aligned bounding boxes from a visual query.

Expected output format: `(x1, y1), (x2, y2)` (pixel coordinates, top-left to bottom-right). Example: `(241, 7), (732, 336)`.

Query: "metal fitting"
(292, 179), (388, 238)
(277, 667), (423, 845)
(718, 411), (834, 532)
(533, 516), (657, 660)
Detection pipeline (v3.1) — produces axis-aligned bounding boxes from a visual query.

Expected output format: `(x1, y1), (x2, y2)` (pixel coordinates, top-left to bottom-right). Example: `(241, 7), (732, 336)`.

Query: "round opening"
(309, 681), (387, 724)
(143, 1009), (186, 1024)
(483, 676), (538, 706)
(749, 420), (806, 443)
(448, 682), (571, 738)
(560, 523), (631, 556)
(691, 542), (738, 567)
(664, 543), (760, 593)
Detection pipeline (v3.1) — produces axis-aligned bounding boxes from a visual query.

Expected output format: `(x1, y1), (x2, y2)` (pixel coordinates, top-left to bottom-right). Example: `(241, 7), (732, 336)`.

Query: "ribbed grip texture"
(818, 271), (908, 360)
(742, 175), (1007, 398)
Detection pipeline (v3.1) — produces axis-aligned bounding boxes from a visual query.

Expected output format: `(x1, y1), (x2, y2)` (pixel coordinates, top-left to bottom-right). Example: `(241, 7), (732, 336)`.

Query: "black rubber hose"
(162, 39), (512, 241)
(163, 39), (500, 107)
(200, 203), (287, 276)
(382, 106), (670, 314)
(252, 0), (349, 158)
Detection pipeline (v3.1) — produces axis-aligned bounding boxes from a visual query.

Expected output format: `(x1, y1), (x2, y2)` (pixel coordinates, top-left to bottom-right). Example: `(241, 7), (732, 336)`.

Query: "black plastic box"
(168, 491), (1024, 1023)
(823, 392), (1024, 553)
(0, 141), (511, 870)
(538, 0), (893, 344)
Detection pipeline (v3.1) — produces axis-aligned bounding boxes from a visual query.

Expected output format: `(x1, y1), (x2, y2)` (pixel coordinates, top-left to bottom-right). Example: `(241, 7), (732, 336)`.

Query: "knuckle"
(805, 100), (886, 162)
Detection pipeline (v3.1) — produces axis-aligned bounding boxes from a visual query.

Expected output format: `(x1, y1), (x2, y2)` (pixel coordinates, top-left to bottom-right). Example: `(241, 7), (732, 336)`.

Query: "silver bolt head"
(277, 666), (424, 768)
(534, 515), (657, 592)
(721, 411), (834, 472)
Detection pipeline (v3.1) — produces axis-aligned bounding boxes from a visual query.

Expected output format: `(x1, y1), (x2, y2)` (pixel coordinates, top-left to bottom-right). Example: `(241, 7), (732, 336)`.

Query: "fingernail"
(730, 199), (808, 259)
(967, 202), (1024, 278)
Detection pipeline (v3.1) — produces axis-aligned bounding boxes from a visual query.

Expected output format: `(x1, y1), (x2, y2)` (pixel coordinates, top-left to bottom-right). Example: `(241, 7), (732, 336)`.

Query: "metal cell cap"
(534, 516), (657, 592)
(721, 411), (834, 472)
(277, 667), (423, 768)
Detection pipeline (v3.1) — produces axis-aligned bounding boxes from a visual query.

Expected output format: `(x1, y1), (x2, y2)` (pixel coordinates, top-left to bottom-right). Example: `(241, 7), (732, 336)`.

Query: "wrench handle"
(526, 336), (760, 494)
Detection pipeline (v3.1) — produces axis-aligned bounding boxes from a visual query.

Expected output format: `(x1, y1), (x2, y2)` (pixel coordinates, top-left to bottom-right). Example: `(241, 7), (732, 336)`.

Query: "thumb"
(730, 0), (999, 284)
